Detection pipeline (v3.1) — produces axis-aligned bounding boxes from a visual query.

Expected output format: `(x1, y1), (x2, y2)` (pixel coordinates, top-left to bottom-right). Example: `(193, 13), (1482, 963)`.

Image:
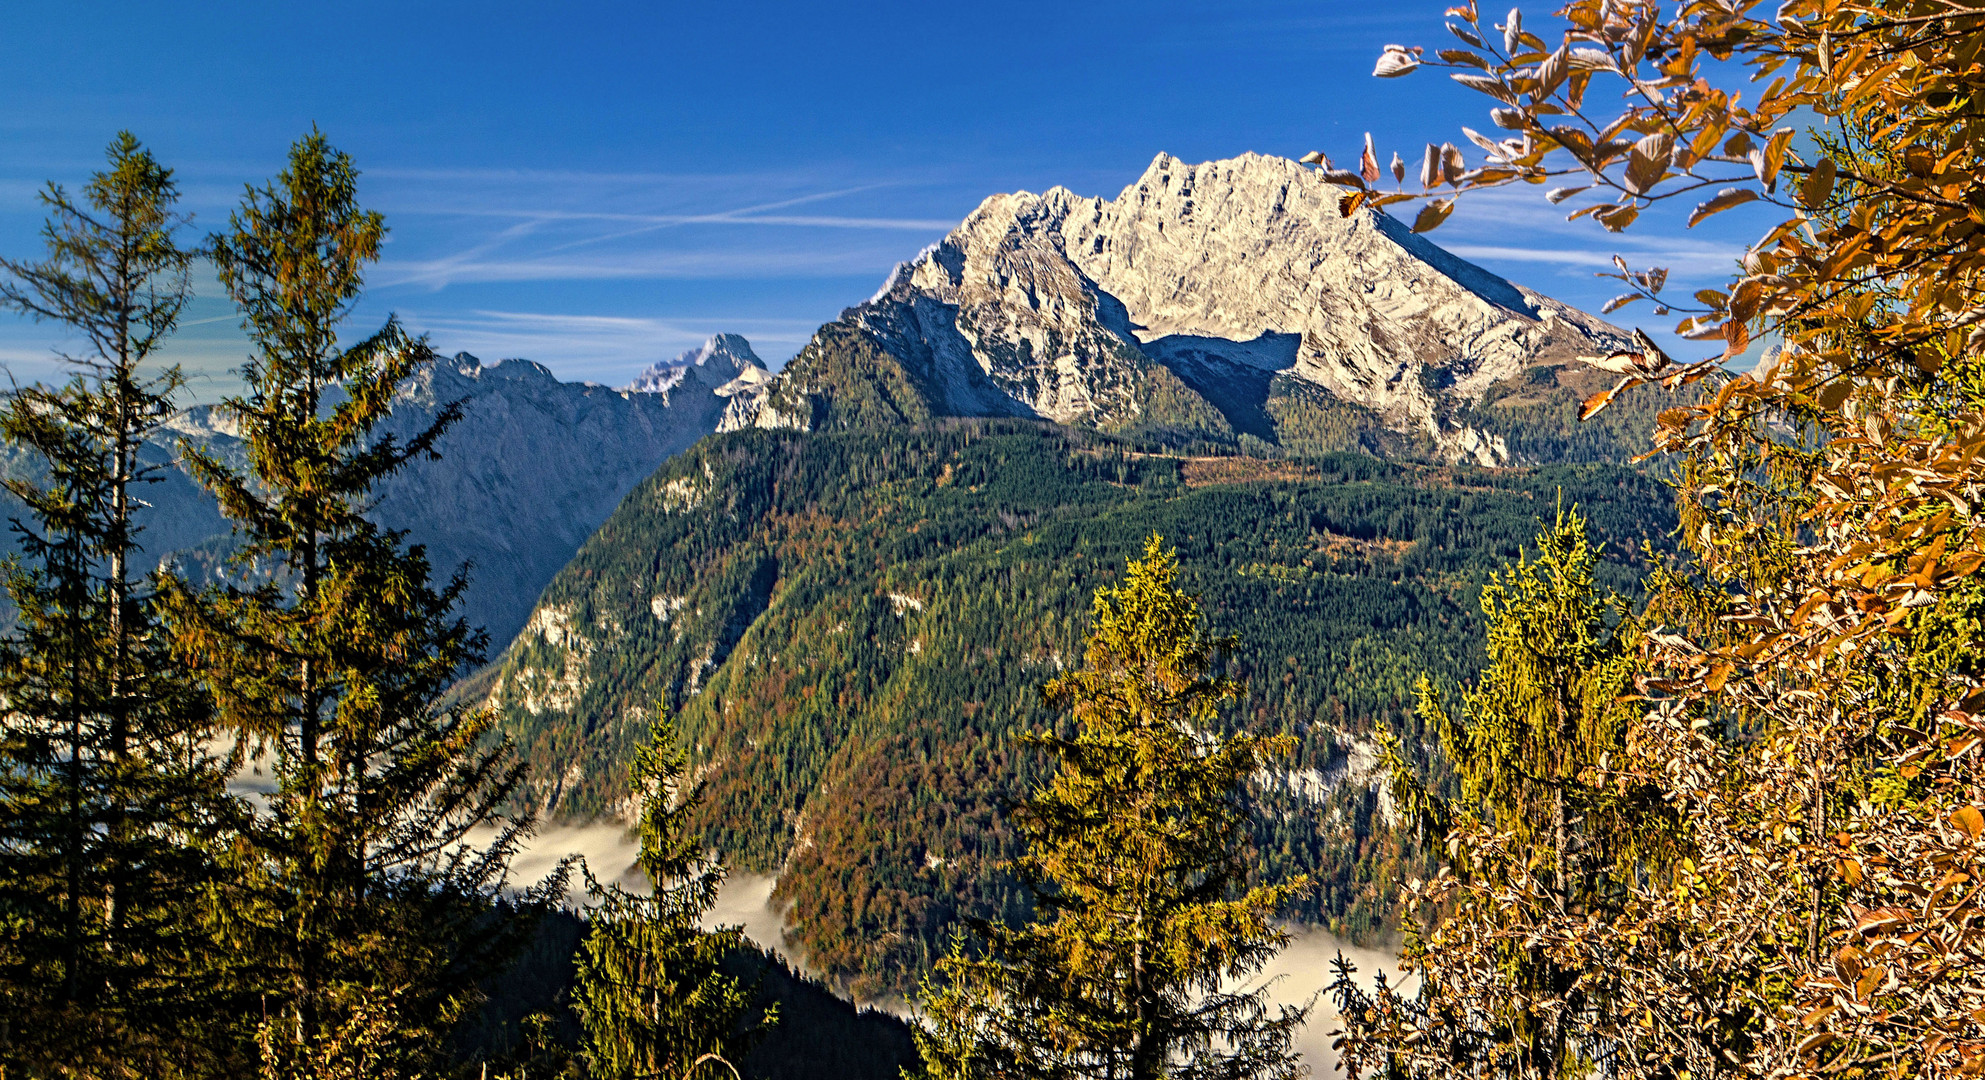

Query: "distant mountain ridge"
(3, 349), (747, 648)
(722, 152), (1645, 464)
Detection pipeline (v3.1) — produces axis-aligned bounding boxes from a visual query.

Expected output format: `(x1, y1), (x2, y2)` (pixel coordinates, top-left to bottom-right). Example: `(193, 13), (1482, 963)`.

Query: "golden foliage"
(1325, 4), (1985, 1077)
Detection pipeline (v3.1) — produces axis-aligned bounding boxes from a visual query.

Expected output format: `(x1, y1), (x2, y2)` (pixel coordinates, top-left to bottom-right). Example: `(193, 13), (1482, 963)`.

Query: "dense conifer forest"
(484, 421), (1675, 995)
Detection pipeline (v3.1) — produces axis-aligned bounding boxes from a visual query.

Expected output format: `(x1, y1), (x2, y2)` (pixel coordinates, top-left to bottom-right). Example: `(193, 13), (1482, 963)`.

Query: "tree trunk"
(105, 322), (132, 946)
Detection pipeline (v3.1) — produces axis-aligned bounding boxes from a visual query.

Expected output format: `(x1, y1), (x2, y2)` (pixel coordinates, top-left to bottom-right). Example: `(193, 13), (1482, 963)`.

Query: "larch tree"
(571, 712), (776, 1080)
(0, 132), (235, 1076)
(915, 537), (1309, 1080)
(1320, 1), (1985, 1076)
(157, 131), (540, 1075)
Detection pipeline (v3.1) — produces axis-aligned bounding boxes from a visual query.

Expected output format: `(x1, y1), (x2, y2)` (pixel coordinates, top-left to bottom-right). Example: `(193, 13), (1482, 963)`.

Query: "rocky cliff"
(723, 152), (1638, 464)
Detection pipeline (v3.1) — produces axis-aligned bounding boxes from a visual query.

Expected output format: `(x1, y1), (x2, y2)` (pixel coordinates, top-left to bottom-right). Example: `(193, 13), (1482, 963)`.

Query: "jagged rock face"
(8, 350), (741, 648)
(725, 152), (1632, 463)
(620, 333), (771, 396)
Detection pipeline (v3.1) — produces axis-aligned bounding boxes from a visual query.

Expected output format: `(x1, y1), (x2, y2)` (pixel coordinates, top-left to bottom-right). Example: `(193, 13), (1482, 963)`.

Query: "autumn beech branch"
(1325, 6), (1985, 1074)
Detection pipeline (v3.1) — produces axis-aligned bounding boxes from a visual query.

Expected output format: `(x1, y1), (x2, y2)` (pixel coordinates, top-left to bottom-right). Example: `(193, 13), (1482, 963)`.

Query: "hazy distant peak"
(447, 355), (560, 384)
(620, 333), (767, 394)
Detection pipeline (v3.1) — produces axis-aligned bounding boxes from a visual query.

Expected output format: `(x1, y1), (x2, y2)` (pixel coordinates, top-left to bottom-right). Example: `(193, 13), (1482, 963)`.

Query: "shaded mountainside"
(722, 152), (1677, 464)
(2, 348), (747, 647)
(483, 423), (1674, 997)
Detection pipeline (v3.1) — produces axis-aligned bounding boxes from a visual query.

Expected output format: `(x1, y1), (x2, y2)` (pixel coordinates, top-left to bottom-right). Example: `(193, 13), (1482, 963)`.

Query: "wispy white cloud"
(1145, 7), (1425, 53)
(174, 312), (246, 329)
(1394, 183), (1765, 359)
(365, 165), (803, 185)
(376, 246), (904, 288)
(0, 178), (48, 210)
(1443, 241), (1745, 272)
(1427, 184), (1756, 278)
(1412, 184), (1755, 357)
(499, 212), (957, 231)
(0, 339), (249, 402)
(356, 168), (954, 290)
(1439, 245), (1617, 266)
(0, 345), (56, 369)
(440, 309), (816, 341)
(407, 184), (950, 233)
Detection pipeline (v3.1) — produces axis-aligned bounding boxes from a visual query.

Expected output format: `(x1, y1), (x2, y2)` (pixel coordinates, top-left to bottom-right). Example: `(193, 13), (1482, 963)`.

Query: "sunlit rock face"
(724, 152), (1629, 464)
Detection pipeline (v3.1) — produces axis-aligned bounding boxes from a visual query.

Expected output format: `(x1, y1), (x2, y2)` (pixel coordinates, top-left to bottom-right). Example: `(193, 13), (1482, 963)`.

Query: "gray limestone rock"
(723, 152), (1631, 464)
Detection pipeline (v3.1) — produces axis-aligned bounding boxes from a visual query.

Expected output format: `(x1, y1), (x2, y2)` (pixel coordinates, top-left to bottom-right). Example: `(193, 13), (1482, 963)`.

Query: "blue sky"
(0, 1), (1760, 399)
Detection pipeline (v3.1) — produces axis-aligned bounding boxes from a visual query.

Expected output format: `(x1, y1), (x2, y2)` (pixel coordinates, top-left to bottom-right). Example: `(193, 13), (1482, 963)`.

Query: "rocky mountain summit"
(722, 152), (1641, 464)
(619, 332), (773, 398)
(6, 350), (744, 648)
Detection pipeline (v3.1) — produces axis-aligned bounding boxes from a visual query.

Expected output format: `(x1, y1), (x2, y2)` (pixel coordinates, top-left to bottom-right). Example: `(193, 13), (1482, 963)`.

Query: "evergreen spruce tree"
(572, 712), (776, 1080)
(0, 132), (235, 1075)
(1334, 506), (1668, 1079)
(915, 537), (1309, 1080)
(1389, 503), (1656, 888)
(157, 131), (536, 1074)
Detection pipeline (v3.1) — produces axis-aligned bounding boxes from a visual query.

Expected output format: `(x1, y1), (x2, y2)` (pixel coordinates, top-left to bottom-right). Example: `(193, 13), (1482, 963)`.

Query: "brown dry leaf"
(1596, 203), (1640, 231)
(1803, 157), (1837, 208)
(1855, 908), (1909, 934)
(1442, 142), (1466, 183)
(1374, 44), (1423, 78)
(1412, 197), (1456, 233)
(1452, 72), (1518, 103)
(1580, 376), (1634, 420)
(1856, 967), (1885, 1000)
(1420, 143), (1442, 189)
(1687, 187), (1758, 227)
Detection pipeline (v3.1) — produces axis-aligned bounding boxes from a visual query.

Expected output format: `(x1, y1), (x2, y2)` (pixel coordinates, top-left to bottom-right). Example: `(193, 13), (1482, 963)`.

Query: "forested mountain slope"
(721, 153), (1670, 465)
(483, 422), (1673, 996)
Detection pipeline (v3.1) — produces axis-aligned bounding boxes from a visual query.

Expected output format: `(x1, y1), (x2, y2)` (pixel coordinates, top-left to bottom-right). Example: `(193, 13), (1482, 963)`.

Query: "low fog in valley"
(502, 822), (1408, 1075)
